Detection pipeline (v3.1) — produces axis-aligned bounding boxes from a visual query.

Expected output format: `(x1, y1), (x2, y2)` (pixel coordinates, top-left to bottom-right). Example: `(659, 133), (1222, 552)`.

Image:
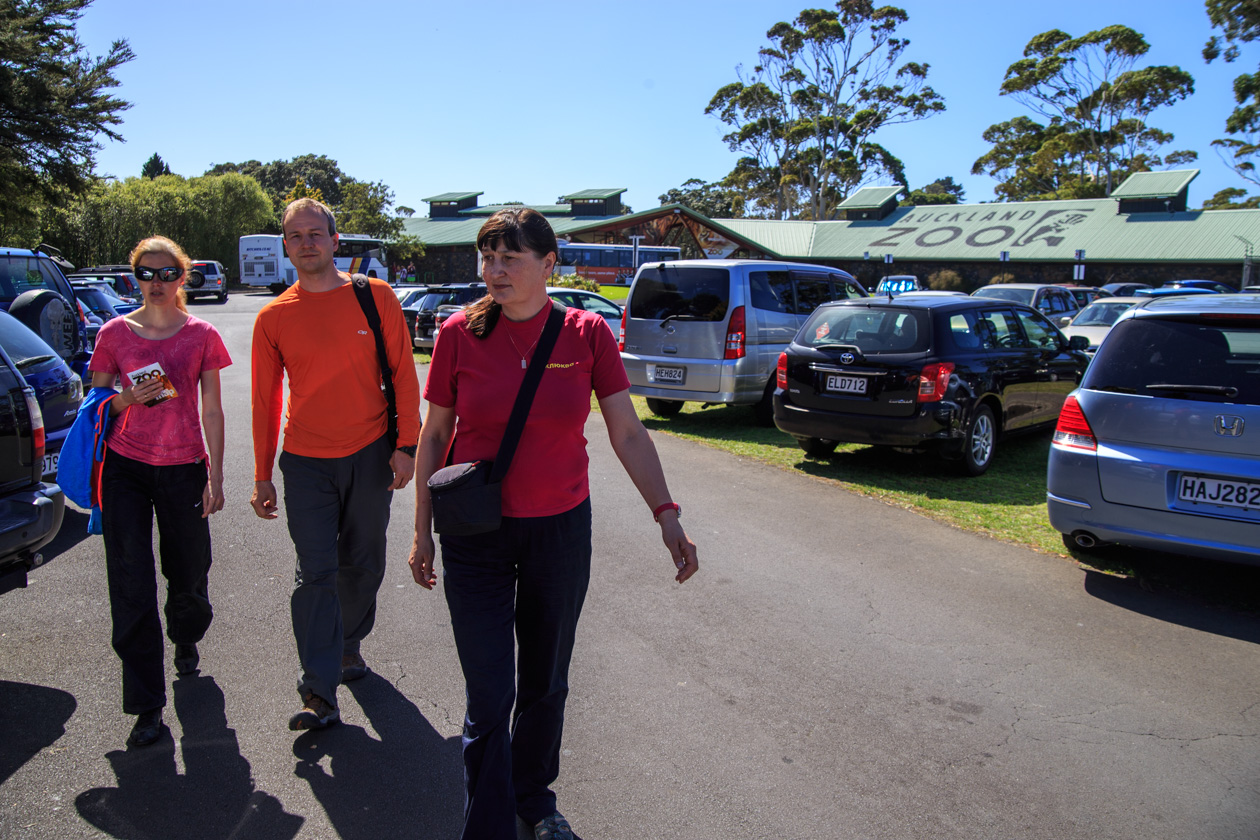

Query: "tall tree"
(1203, 0), (1260, 194)
(0, 0), (133, 236)
(979, 26), (1196, 199)
(141, 152), (171, 178)
(706, 2), (942, 220)
(902, 175), (965, 205)
(658, 178), (746, 218)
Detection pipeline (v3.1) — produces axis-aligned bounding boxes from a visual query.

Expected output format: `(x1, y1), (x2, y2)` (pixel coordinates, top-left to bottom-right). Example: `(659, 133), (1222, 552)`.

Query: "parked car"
(412, 284), (488, 349)
(1061, 296), (1144, 357)
(186, 260), (229, 303)
(432, 288), (626, 340)
(0, 310), (83, 479)
(0, 332), (67, 596)
(1060, 285), (1111, 308)
(1133, 286), (1220, 298)
(774, 295), (1089, 475)
(1048, 294), (1260, 566)
(69, 281), (138, 346)
(971, 283), (1081, 326)
(68, 269), (141, 301)
(0, 246), (87, 370)
(874, 275), (922, 296)
(1161, 279), (1236, 294)
(1101, 282), (1153, 296)
(621, 259), (868, 424)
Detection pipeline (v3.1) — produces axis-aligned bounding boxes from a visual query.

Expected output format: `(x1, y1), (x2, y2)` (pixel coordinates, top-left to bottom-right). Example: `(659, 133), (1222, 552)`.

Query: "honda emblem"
(1215, 415), (1245, 437)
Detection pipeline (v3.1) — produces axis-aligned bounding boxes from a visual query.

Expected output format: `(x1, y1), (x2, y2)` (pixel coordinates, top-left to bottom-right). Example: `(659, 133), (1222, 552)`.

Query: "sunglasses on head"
(135, 266), (185, 282)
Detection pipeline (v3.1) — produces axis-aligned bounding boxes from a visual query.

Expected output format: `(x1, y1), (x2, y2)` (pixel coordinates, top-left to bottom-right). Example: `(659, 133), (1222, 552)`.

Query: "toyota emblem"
(840, 352), (855, 365)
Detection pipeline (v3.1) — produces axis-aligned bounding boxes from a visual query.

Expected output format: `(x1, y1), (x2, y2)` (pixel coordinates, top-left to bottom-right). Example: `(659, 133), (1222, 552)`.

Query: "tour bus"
(238, 233), (388, 294)
(554, 240), (681, 285)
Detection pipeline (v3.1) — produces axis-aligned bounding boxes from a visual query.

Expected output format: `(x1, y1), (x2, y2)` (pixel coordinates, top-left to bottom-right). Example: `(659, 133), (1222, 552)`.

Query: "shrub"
(547, 273), (601, 292)
(928, 269), (965, 291)
(989, 272), (1017, 285)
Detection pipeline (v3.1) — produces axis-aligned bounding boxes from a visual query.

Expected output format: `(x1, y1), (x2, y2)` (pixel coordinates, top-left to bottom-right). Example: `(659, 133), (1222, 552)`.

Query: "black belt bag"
(428, 302), (565, 536)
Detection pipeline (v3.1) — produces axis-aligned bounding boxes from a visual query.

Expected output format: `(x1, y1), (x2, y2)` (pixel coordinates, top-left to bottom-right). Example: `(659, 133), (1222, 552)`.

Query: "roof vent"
(836, 186), (903, 221)
(1110, 169), (1198, 215)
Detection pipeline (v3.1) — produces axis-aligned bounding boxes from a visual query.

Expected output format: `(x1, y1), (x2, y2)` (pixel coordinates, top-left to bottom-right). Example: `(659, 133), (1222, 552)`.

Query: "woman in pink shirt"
(88, 236), (231, 748)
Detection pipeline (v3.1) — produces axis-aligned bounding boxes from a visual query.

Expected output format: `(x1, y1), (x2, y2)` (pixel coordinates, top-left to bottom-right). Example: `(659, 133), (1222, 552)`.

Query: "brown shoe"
(341, 651), (368, 682)
(288, 691), (339, 731)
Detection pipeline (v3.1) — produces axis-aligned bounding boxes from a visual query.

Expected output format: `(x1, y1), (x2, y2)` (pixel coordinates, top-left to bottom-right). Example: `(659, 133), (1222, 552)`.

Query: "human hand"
(250, 480), (278, 520)
(121, 376), (166, 408)
(659, 515), (698, 583)
(388, 450), (415, 490)
(202, 475), (225, 517)
(407, 531), (437, 589)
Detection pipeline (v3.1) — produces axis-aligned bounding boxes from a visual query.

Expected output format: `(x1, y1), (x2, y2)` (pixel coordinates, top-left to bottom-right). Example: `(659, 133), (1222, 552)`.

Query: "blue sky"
(78, 0), (1248, 214)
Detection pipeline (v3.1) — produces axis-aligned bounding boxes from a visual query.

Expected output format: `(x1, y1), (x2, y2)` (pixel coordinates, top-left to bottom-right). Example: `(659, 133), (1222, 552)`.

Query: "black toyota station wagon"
(773, 293), (1090, 475)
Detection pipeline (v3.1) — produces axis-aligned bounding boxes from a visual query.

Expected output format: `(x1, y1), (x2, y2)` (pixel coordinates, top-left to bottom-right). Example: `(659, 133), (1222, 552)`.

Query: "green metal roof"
(718, 197), (1260, 263)
(562, 188), (626, 201)
(1109, 169), (1199, 199)
(836, 186), (902, 210)
(461, 203), (573, 216)
(423, 191), (483, 203)
(402, 214), (620, 247)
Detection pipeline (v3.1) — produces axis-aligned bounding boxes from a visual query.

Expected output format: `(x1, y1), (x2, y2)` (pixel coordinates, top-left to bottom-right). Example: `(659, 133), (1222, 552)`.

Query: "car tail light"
(916, 362), (954, 402)
(724, 306), (746, 360)
(1053, 395), (1096, 451)
(776, 351), (788, 389)
(618, 307), (626, 352)
(23, 389), (45, 460)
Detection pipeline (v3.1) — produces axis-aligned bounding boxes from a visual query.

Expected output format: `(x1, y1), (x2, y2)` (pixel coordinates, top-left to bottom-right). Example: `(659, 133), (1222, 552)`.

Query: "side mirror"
(1069, 335), (1090, 352)
(1058, 315), (1073, 327)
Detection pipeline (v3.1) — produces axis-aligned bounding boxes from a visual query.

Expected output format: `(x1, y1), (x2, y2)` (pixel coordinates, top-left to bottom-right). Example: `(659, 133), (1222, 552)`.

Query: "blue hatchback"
(0, 310), (83, 479)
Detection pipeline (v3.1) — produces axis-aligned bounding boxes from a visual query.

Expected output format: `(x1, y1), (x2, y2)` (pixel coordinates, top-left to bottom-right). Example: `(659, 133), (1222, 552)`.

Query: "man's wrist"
(396, 444), (417, 457)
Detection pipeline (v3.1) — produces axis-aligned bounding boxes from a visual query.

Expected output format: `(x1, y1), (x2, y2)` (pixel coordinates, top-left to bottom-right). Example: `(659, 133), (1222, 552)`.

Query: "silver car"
(1047, 294), (1260, 566)
(620, 259), (866, 424)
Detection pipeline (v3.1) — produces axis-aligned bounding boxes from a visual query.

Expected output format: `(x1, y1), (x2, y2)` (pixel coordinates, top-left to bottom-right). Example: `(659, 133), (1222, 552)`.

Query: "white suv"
(187, 260), (229, 303)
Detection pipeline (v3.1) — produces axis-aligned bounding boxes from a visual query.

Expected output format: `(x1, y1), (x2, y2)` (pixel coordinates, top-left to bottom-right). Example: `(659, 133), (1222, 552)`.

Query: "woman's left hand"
(202, 476), (225, 518)
(660, 516), (698, 583)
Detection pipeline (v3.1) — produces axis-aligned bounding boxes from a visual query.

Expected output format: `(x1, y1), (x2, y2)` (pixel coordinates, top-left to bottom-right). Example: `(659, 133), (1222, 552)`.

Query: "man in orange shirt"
(251, 198), (421, 731)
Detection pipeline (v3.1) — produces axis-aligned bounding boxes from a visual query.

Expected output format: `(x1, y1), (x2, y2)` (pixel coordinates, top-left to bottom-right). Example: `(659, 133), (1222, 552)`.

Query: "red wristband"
(652, 502), (681, 522)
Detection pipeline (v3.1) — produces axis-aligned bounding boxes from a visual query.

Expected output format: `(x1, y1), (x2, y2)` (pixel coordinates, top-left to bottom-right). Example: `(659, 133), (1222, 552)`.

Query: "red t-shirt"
(425, 305), (630, 517)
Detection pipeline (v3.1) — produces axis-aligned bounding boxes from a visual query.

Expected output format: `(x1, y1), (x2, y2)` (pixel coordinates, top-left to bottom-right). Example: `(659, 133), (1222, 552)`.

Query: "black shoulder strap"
(488, 300), (565, 483)
(350, 274), (398, 448)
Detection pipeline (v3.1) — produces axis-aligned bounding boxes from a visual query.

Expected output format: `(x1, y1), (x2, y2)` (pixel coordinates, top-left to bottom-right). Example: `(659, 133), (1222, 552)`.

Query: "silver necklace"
(506, 319), (546, 369)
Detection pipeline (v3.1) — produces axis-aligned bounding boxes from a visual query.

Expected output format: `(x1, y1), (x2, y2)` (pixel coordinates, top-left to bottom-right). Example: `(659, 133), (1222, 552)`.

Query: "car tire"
(217, 291), (228, 303)
(961, 404), (996, 476)
(9, 289), (78, 360)
(752, 378), (776, 427)
(797, 437), (838, 458)
(646, 398), (683, 418)
(268, 283), (286, 295)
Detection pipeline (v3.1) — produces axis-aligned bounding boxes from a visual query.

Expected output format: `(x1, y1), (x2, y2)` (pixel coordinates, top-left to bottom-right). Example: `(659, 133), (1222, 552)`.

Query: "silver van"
(619, 259), (867, 423)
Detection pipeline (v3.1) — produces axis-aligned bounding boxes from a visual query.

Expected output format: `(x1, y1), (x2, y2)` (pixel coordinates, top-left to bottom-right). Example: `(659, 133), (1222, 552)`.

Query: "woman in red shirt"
(409, 208), (697, 840)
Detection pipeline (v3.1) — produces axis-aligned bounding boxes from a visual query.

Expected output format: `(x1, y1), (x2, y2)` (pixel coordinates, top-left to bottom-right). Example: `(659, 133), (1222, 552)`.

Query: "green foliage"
(1202, 186), (1260, 209)
(658, 178), (746, 218)
(281, 177), (325, 206)
(928, 269), (966, 291)
(1204, 0), (1260, 189)
(41, 173), (273, 273)
(547, 274), (601, 292)
(0, 0), (134, 235)
(141, 153), (171, 179)
(387, 233), (425, 263)
(903, 176), (966, 206)
(706, 2), (942, 220)
(975, 26), (1196, 200)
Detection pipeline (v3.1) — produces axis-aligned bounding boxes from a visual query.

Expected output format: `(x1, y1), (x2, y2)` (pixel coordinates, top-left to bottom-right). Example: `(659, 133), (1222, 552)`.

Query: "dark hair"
(466, 208), (558, 338)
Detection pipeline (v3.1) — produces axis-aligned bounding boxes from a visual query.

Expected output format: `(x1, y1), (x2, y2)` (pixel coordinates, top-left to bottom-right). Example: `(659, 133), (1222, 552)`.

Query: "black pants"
(102, 451), (213, 715)
(440, 497), (592, 840)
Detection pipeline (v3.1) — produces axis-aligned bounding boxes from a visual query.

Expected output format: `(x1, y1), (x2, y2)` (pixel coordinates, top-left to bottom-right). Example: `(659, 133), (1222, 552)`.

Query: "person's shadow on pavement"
(292, 671), (464, 840)
(0, 680), (76, 786)
(75, 675), (303, 839)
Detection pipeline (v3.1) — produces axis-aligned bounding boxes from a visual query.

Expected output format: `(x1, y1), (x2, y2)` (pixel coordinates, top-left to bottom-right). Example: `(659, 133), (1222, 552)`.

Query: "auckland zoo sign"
(865, 206), (1096, 254)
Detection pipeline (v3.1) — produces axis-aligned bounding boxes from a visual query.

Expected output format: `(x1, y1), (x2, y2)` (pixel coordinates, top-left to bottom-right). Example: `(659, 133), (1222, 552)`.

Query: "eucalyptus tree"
(1204, 0), (1259, 195)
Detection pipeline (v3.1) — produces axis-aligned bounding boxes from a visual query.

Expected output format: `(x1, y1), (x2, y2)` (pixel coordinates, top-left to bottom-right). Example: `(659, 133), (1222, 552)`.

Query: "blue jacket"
(58, 386), (116, 534)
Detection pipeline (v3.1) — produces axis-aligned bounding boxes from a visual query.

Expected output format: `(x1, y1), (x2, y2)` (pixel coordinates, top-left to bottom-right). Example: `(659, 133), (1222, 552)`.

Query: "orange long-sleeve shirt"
(251, 278), (421, 481)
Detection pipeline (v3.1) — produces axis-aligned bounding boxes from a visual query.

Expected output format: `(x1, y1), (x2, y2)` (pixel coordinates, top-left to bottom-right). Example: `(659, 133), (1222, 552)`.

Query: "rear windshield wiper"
(1088, 384), (1139, 394)
(15, 355), (54, 370)
(1147, 383), (1240, 398)
(659, 314), (700, 327)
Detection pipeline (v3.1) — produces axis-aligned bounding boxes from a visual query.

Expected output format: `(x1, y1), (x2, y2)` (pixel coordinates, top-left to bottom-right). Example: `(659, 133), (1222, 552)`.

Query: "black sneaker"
(534, 811), (578, 840)
(128, 709), (163, 747)
(341, 651), (368, 682)
(288, 691), (339, 731)
(174, 643), (199, 676)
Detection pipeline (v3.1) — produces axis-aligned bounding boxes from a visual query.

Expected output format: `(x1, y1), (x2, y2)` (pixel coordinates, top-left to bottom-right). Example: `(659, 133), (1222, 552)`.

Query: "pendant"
(521, 359), (527, 369)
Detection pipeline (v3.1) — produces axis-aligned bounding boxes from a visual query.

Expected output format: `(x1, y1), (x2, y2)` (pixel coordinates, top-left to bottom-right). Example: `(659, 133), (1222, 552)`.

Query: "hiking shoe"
(174, 643), (199, 676)
(534, 811), (576, 840)
(128, 709), (163, 747)
(288, 691), (339, 731)
(341, 651), (368, 682)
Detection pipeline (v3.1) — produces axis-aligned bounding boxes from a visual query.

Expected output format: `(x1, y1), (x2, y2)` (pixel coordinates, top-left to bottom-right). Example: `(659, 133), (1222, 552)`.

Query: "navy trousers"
(280, 435), (393, 706)
(102, 451), (213, 715)
(440, 497), (592, 840)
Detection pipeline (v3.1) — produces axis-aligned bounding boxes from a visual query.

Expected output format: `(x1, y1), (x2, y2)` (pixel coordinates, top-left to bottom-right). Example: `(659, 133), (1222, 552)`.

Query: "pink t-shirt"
(425, 305), (630, 517)
(89, 315), (232, 466)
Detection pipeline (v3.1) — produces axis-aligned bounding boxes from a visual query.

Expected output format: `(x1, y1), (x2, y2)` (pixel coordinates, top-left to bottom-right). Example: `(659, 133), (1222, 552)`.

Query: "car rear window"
(193, 263), (215, 273)
(630, 266), (730, 322)
(0, 311), (58, 367)
(799, 306), (930, 354)
(973, 287), (1033, 305)
(1084, 317), (1260, 404)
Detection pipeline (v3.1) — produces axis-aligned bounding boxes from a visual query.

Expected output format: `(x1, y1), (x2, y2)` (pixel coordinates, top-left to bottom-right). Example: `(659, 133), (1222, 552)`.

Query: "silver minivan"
(619, 259), (867, 423)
